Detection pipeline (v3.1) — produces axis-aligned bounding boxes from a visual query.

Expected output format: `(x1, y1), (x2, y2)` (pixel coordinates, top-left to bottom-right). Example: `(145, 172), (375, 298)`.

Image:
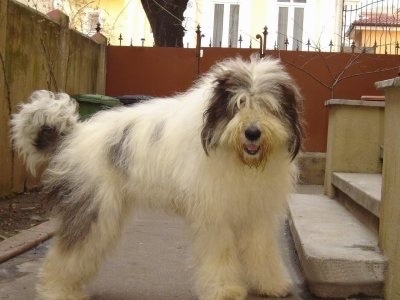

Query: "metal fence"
(342, 0), (400, 55)
(109, 0), (400, 55)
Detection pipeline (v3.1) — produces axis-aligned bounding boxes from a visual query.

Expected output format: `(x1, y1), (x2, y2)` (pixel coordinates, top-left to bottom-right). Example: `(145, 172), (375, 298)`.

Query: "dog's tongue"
(246, 144), (258, 151)
(245, 144), (260, 155)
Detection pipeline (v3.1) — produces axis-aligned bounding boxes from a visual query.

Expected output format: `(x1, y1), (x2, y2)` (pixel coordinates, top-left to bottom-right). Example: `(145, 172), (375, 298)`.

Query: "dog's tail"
(10, 90), (79, 176)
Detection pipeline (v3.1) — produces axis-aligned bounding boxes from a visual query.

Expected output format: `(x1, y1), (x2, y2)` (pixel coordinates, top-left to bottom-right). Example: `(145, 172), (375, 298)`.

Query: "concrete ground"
(0, 187), (322, 300)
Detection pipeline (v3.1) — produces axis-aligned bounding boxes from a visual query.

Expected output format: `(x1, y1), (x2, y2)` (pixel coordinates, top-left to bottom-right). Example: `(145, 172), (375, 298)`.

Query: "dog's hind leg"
(190, 223), (247, 300)
(36, 183), (129, 300)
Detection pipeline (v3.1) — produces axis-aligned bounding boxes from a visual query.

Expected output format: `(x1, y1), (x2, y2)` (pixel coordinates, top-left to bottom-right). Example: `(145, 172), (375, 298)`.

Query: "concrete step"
(332, 172), (382, 217)
(288, 194), (386, 298)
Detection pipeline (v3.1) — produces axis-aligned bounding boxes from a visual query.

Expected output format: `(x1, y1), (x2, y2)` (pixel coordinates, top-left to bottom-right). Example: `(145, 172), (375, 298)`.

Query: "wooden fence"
(0, 0), (106, 196)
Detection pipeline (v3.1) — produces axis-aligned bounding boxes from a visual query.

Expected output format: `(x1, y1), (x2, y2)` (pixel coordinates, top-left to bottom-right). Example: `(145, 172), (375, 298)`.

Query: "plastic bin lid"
(115, 95), (153, 100)
(72, 94), (121, 107)
(115, 95), (153, 105)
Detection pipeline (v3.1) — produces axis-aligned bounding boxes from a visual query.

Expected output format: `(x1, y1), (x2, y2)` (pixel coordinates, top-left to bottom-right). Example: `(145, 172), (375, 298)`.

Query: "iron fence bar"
(262, 26), (268, 54)
(195, 24), (204, 77)
(256, 34), (263, 57)
(284, 37), (289, 50)
(342, 4), (347, 51)
(396, 0), (399, 54)
(195, 25), (204, 58)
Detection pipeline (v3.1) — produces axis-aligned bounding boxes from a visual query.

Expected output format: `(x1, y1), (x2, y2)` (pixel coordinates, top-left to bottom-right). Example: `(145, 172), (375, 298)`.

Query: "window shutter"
(278, 7), (289, 49)
(229, 4), (240, 47)
(213, 4), (224, 47)
(293, 7), (304, 50)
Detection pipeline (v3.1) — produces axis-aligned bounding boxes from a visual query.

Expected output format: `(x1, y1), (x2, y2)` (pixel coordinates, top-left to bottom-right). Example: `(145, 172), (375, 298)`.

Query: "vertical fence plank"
(0, 0), (13, 196)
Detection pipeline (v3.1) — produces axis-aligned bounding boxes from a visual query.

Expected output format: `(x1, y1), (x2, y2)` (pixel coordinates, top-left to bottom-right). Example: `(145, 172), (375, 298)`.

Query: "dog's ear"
(279, 83), (304, 160)
(201, 73), (237, 155)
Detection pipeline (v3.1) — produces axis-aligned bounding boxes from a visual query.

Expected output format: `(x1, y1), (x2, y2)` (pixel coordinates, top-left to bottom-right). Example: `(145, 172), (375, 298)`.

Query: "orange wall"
(106, 46), (198, 97)
(106, 47), (399, 152)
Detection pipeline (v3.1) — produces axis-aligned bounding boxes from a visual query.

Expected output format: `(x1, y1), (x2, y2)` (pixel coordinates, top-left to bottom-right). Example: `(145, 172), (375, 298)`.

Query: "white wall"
(187, 0), (344, 52)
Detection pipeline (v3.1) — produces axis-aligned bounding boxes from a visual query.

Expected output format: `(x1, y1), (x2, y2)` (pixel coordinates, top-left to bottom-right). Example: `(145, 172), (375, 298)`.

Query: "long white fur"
(11, 56), (300, 300)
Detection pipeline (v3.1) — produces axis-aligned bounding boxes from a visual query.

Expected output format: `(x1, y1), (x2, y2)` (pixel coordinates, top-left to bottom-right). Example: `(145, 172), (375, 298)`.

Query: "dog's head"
(201, 55), (303, 168)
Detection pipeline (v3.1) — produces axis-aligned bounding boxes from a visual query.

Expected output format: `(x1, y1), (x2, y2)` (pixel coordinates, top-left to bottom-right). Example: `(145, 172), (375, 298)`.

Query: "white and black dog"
(11, 55), (303, 300)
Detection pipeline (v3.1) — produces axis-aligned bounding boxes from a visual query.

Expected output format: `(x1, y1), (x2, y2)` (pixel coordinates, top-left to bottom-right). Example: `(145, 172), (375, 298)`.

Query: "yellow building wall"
(356, 29), (400, 55)
(97, 0), (153, 46)
(18, 0), (153, 46)
(250, 0), (268, 36)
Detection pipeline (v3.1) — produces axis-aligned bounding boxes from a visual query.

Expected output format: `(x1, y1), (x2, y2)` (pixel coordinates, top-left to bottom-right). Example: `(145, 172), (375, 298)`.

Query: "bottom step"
(288, 194), (386, 298)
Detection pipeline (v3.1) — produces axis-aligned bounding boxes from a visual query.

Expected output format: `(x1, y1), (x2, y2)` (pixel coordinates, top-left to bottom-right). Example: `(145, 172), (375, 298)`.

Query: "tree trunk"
(141, 0), (188, 47)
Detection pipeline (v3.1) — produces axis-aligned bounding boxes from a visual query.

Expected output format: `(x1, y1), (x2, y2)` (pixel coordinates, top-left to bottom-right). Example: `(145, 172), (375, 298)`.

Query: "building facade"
(17, 0), (398, 54)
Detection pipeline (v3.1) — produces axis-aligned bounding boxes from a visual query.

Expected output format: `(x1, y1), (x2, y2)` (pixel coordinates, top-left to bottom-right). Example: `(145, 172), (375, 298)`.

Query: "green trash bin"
(72, 94), (122, 120)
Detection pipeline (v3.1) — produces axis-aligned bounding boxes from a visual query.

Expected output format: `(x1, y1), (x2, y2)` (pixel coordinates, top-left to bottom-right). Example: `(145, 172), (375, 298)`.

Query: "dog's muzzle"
(244, 126), (261, 155)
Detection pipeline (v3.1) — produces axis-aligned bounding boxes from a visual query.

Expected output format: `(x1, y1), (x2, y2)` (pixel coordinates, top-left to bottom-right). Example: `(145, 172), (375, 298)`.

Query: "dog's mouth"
(244, 144), (261, 155)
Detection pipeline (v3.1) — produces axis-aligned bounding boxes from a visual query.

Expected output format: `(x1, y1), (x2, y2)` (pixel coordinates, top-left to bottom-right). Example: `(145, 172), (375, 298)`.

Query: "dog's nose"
(245, 126), (261, 141)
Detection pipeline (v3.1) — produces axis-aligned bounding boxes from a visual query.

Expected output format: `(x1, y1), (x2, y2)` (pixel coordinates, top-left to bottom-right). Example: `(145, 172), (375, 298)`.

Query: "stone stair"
(332, 172), (381, 218)
(289, 174), (386, 298)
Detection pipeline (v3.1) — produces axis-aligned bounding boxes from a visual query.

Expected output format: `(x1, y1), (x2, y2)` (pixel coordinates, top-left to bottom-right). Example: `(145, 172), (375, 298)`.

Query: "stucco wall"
(376, 78), (400, 299)
(324, 99), (385, 197)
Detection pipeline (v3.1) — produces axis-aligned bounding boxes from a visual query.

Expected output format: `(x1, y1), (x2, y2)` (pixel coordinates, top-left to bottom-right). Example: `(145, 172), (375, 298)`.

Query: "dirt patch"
(0, 191), (50, 241)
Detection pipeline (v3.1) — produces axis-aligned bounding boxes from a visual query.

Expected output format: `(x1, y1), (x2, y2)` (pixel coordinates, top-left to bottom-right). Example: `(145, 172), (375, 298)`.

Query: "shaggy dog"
(10, 55), (303, 300)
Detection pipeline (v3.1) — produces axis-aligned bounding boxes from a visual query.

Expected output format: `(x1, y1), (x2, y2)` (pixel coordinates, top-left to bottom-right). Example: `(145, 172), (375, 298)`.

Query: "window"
(213, 3), (240, 47)
(277, 0), (306, 50)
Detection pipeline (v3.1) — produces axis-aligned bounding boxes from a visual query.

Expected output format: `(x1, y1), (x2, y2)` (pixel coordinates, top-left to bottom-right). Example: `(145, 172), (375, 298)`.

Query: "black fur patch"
(201, 71), (250, 154)
(109, 125), (133, 172)
(45, 176), (99, 251)
(279, 84), (303, 160)
(34, 125), (60, 153)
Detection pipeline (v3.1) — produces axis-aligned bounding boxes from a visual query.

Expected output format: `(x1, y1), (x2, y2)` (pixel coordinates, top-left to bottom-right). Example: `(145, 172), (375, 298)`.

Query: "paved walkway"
(0, 209), (316, 300)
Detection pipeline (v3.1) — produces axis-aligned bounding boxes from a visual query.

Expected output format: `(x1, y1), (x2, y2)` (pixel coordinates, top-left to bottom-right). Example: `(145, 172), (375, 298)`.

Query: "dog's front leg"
(239, 220), (293, 297)
(190, 223), (246, 300)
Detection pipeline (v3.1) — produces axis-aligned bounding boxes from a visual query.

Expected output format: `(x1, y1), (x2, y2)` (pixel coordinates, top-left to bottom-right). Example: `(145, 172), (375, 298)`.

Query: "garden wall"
(106, 46), (399, 153)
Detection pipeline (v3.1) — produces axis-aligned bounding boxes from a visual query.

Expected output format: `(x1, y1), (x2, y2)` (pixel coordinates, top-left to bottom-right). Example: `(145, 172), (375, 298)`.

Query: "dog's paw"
(257, 280), (292, 298)
(200, 285), (247, 300)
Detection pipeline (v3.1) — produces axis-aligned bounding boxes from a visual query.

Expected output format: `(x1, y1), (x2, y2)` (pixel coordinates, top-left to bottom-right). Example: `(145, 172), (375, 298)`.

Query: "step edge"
(288, 197), (386, 285)
(332, 172), (381, 217)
